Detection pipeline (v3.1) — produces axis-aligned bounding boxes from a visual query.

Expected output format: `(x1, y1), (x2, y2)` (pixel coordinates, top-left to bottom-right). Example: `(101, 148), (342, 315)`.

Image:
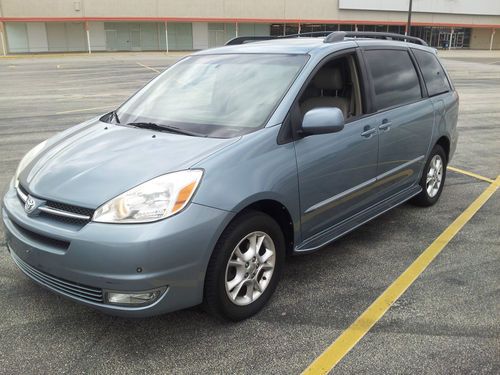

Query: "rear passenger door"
(362, 48), (434, 197)
(412, 48), (457, 153)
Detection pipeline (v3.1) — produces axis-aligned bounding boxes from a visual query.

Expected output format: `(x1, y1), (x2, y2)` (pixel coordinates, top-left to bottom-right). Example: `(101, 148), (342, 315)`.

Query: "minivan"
(2, 31), (458, 321)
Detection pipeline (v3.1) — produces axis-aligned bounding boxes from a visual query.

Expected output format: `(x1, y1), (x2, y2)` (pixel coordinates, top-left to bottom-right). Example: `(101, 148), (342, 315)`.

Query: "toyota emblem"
(24, 195), (37, 214)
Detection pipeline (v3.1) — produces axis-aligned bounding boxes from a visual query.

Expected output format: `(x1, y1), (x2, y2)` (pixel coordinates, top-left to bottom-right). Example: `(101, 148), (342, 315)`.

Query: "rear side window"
(413, 49), (451, 97)
(365, 49), (422, 111)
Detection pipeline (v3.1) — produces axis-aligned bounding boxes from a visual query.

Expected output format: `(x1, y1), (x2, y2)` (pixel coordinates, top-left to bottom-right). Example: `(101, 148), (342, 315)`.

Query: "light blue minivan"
(2, 32), (458, 320)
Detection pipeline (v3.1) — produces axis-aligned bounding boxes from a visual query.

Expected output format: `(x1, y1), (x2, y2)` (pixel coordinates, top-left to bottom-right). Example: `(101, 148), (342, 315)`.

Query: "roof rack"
(324, 31), (428, 46)
(225, 30), (427, 47)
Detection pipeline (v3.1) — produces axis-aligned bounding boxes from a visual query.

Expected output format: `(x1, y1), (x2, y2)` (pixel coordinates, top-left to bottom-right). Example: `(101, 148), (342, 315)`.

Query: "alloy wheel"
(224, 231), (276, 306)
(426, 154), (443, 198)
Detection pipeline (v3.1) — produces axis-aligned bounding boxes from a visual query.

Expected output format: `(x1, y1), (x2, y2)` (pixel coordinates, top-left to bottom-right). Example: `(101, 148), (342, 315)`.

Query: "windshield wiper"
(125, 122), (204, 137)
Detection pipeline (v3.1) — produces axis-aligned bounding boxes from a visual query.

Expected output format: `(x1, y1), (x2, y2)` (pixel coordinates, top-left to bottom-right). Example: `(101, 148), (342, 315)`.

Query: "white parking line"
(136, 62), (161, 73)
(56, 105), (114, 115)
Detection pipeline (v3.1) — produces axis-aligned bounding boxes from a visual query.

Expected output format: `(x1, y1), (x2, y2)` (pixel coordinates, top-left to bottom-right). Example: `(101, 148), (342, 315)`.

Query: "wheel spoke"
(260, 263), (274, 271)
(235, 247), (252, 262)
(255, 235), (265, 254)
(258, 248), (274, 264)
(435, 158), (442, 173)
(244, 280), (255, 302)
(247, 234), (258, 258)
(253, 279), (263, 293)
(228, 259), (245, 268)
(227, 274), (245, 295)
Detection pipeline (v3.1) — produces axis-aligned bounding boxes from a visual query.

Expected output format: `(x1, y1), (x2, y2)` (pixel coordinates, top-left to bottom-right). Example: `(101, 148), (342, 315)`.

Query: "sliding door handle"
(379, 119), (392, 131)
(361, 127), (377, 138)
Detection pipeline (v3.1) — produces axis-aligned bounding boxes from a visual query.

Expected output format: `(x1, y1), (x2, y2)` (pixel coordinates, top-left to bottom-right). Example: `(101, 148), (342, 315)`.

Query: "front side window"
(299, 54), (364, 121)
(413, 49), (451, 97)
(115, 54), (308, 138)
(365, 49), (422, 111)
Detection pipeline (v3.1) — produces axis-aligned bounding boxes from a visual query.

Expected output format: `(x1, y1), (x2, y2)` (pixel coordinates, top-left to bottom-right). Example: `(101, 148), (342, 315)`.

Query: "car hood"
(21, 121), (239, 208)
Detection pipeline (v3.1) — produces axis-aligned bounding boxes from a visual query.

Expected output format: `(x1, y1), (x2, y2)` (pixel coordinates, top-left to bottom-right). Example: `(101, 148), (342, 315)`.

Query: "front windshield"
(115, 54), (308, 137)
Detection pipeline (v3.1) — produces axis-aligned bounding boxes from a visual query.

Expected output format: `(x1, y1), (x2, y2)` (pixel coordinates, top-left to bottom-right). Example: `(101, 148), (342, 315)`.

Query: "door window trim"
(410, 48), (454, 97)
(359, 46), (428, 115)
(279, 48), (371, 143)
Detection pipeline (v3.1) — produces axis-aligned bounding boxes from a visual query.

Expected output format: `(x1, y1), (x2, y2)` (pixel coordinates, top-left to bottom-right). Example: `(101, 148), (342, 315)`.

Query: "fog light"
(106, 288), (165, 306)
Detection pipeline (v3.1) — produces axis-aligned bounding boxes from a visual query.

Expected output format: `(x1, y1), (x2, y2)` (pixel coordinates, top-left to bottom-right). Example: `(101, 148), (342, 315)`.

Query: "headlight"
(92, 170), (203, 223)
(14, 140), (47, 188)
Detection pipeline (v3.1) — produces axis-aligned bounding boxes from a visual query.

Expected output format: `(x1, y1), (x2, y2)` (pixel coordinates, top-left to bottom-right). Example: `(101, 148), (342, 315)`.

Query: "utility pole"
(0, 22), (6, 56)
(406, 0), (413, 36)
(84, 21), (91, 54)
(0, 0), (6, 55)
(165, 21), (169, 53)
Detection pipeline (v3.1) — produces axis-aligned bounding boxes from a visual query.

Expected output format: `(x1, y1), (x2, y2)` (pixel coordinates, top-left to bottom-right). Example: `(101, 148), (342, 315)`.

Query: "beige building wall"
(1, 0), (499, 52)
(0, 0), (499, 27)
(1, 0), (80, 18)
(470, 28), (500, 49)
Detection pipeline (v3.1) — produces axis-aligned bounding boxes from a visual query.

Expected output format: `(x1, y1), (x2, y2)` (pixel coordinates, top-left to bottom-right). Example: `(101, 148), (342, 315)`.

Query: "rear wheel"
(203, 211), (285, 321)
(411, 144), (447, 207)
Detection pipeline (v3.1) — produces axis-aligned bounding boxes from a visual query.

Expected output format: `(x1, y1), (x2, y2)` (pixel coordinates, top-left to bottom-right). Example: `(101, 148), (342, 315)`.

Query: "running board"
(295, 185), (422, 253)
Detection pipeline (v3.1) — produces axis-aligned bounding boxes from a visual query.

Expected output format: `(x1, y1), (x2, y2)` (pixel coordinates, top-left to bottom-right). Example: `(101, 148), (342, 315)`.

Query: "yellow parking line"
(56, 105), (114, 115)
(447, 166), (495, 184)
(136, 62), (161, 74)
(303, 175), (500, 375)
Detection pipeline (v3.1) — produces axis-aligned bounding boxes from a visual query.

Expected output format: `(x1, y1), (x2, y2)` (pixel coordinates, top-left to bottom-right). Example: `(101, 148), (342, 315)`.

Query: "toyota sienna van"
(2, 31), (458, 321)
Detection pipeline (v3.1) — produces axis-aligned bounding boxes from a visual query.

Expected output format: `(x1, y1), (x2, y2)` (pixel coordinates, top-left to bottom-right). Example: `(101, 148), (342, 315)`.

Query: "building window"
(339, 24), (355, 32)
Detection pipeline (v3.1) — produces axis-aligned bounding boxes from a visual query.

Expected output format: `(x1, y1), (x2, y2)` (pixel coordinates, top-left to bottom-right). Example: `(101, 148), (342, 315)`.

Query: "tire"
(203, 210), (285, 321)
(411, 144), (447, 207)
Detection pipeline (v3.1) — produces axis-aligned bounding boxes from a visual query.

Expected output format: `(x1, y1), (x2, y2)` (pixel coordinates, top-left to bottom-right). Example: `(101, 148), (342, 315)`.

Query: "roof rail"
(225, 36), (276, 45)
(283, 31), (336, 38)
(225, 31), (336, 46)
(324, 31), (428, 46)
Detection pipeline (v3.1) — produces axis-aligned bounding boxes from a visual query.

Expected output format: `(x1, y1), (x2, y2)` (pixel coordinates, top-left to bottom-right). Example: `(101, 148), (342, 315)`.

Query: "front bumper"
(2, 183), (233, 317)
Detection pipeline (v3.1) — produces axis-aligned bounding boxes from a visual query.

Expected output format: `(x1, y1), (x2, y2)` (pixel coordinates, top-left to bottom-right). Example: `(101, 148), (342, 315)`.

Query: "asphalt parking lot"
(0, 51), (499, 374)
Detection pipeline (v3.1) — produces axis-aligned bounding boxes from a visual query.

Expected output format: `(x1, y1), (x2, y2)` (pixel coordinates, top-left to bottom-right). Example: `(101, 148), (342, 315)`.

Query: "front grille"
(45, 200), (94, 218)
(11, 251), (104, 303)
(17, 184), (94, 226)
(39, 211), (90, 226)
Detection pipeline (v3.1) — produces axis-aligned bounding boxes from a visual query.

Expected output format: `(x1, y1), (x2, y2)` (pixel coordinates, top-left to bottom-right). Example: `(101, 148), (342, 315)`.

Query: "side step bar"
(295, 185), (422, 253)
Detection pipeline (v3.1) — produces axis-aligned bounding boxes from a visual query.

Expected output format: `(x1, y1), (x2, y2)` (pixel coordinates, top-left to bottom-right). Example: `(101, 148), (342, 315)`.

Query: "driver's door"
(293, 50), (380, 242)
(294, 115), (379, 240)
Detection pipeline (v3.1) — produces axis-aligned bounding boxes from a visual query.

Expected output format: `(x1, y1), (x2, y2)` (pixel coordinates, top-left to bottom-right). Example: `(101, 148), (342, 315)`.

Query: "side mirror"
(301, 107), (345, 136)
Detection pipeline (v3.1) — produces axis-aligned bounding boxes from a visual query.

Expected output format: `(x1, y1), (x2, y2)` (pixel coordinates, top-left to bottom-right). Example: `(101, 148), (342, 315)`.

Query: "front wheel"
(411, 144), (447, 207)
(203, 211), (285, 321)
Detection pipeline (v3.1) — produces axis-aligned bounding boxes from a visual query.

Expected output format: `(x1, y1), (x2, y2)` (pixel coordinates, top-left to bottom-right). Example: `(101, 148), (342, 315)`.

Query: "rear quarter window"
(364, 49), (422, 111)
(413, 49), (451, 97)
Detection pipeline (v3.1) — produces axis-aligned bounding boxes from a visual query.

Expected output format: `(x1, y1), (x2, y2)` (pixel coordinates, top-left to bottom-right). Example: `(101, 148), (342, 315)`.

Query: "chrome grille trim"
(11, 251), (104, 303)
(16, 186), (92, 221)
(39, 206), (91, 220)
(16, 185), (28, 202)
